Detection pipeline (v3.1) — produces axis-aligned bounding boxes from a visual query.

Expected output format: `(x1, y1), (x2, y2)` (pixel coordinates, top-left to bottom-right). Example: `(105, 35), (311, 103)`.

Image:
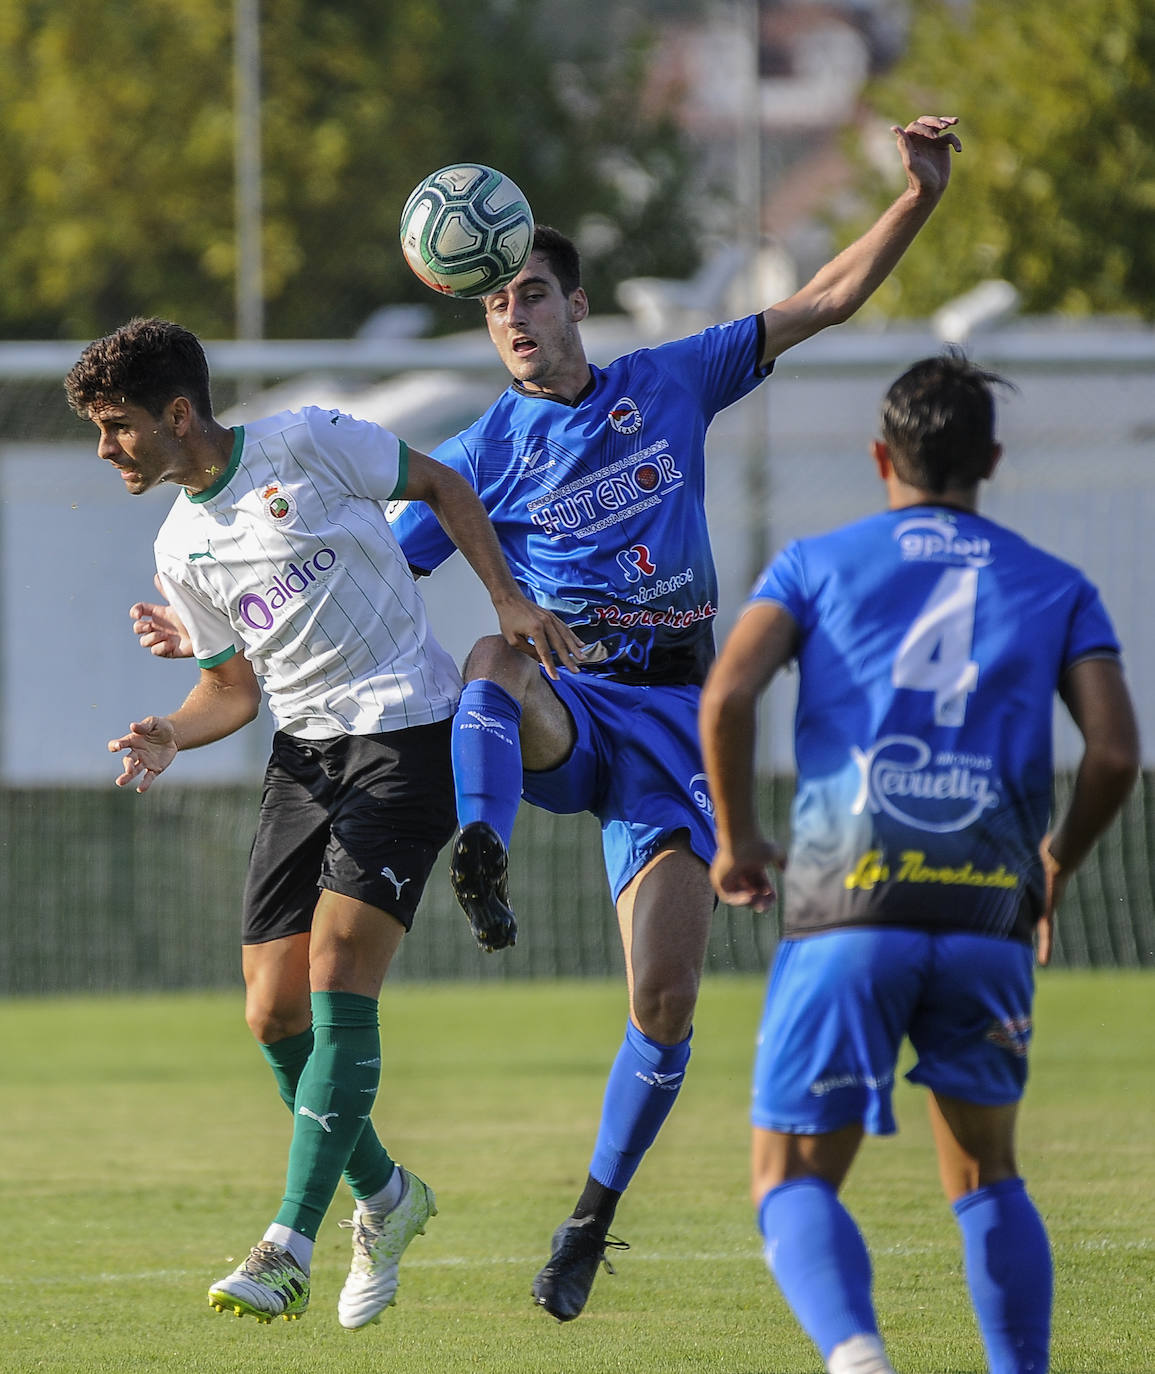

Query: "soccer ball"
(399, 164), (534, 298)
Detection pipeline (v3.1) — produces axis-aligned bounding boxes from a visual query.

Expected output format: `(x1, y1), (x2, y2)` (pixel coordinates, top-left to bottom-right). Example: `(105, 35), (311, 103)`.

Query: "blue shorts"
(751, 928), (1035, 1135)
(521, 670), (715, 901)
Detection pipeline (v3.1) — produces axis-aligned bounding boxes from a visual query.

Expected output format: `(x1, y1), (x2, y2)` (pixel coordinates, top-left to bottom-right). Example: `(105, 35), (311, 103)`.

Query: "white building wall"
(5, 323), (1152, 782)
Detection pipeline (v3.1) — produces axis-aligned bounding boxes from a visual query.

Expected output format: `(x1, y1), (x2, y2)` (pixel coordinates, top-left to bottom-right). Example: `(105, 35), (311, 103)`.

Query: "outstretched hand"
(709, 837), (787, 913)
(892, 114), (961, 199)
(130, 574), (193, 658)
(108, 715), (178, 793)
(493, 593), (585, 679)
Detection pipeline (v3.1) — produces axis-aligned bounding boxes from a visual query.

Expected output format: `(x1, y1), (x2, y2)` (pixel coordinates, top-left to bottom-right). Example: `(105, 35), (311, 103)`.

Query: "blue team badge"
(608, 397), (643, 435)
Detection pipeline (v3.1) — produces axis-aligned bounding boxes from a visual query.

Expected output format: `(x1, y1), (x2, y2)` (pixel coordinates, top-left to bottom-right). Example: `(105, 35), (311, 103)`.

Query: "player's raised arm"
(758, 115), (961, 367)
(401, 450), (584, 677)
(699, 600), (797, 910)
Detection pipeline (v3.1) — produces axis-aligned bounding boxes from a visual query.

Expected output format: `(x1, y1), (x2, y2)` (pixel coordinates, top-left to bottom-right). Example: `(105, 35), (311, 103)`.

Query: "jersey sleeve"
(749, 540), (812, 632)
(650, 315), (768, 422)
(155, 563), (241, 670)
(302, 406), (407, 502)
(1064, 575), (1122, 671)
(386, 433), (473, 575)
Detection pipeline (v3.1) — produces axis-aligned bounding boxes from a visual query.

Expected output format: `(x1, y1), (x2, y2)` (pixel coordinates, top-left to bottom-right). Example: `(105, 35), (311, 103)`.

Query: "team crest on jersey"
(262, 485), (297, 523)
(608, 397), (643, 435)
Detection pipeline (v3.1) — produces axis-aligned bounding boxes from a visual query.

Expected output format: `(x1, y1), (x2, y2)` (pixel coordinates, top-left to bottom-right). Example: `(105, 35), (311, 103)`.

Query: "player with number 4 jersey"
(758, 503), (1120, 943)
(700, 351), (1139, 1374)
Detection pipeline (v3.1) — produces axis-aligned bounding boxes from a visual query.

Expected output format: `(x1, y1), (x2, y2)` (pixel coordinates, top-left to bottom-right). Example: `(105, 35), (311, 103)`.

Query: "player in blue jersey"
(130, 115), (962, 1320)
(385, 115), (964, 1321)
(698, 351), (1140, 1374)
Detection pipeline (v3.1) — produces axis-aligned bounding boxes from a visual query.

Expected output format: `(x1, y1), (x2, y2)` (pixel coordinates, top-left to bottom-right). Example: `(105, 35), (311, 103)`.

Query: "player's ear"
(983, 442), (1003, 480)
(167, 396), (192, 436)
(569, 288), (589, 323)
(870, 439), (892, 480)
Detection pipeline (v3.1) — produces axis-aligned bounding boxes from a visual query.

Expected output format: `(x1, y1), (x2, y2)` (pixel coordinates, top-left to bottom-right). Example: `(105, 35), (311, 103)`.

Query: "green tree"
(841, 0), (1155, 318)
(0, 0), (702, 340)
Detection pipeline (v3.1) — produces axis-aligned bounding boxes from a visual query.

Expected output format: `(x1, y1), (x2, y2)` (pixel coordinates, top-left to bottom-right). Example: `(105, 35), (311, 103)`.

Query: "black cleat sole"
(449, 821), (518, 953)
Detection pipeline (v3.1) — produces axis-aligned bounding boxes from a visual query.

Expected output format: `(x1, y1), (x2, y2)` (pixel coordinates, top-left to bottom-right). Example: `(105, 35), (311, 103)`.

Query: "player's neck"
(889, 484), (980, 515)
(516, 360), (592, 406)
(179, 422), (236, 494)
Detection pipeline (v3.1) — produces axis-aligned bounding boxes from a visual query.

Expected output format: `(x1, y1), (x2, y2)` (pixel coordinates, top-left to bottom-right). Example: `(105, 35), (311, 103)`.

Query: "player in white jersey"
(65, 317), (580, 1329)
(699, 352), (1139, 1374)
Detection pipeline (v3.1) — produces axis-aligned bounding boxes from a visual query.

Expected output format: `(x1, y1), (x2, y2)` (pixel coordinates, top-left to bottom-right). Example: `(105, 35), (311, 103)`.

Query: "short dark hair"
(880, 348), (1015, 492)
(64, 317), (214, 421)
(531, 225), (582, 297)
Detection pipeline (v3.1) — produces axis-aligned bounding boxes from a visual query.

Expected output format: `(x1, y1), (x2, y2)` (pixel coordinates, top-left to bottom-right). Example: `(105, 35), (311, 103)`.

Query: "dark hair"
(64, 317), (214, 421)
(880, 347), (1015, 493)
(531, 225), (582, 297)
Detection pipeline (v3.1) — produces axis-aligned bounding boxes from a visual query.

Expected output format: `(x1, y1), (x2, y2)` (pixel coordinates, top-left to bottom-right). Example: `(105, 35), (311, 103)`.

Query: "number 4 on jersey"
(892, 566), (979, 727)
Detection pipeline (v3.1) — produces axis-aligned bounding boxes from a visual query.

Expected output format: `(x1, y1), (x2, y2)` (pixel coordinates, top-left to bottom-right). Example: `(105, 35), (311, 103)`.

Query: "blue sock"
(757, 1177), (878, 1361)
(452, 679), (523, 846)
(953, 1178), (1052, 1374)
(588, 1021), (691, 1192)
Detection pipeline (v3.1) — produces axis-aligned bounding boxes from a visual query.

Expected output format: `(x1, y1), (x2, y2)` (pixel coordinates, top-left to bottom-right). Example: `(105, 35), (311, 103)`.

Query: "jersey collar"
(511, 372), (596, 408)
(186, 427), (244, 503)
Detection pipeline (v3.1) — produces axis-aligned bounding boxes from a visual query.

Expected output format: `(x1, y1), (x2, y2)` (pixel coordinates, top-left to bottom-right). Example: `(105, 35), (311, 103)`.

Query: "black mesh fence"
(1, 774), (1150, 997)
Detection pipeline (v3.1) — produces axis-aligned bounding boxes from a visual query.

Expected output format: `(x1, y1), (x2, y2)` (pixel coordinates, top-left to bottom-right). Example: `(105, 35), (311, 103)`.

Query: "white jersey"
(154, 406), (462, 739)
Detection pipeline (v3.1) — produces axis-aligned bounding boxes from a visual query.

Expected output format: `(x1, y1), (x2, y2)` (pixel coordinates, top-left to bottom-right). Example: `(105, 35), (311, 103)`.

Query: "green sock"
(274, 991), (388, 1239)
(260, 1029), (394, 1200)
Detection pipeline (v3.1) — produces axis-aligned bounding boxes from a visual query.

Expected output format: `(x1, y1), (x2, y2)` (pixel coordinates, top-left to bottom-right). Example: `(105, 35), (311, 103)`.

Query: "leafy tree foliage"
(0, 0), (702, 339)
(842, 0), (1155, 318)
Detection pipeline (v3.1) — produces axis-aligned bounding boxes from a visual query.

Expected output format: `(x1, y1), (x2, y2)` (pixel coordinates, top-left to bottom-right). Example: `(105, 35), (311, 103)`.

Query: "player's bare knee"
(245, 995), (309, 1044)
(462, 634), (537, 694)
(631, 978), (698, 1044)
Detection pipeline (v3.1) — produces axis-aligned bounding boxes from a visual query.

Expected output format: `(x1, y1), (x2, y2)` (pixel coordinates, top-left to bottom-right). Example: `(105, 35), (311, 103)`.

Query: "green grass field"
(0, 972), (1150, 1373)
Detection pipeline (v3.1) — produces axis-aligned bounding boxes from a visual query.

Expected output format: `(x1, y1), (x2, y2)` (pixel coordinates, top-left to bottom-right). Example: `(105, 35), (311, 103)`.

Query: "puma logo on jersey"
(298, 1106), (339, 1132)
(380, 867), (411, 900)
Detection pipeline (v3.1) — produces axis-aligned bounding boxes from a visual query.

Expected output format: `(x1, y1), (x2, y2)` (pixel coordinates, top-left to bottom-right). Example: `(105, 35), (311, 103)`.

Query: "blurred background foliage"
(0, 0), (709, 340)
(5, 0), (1155, 341)
(845, 0), (1155, 319)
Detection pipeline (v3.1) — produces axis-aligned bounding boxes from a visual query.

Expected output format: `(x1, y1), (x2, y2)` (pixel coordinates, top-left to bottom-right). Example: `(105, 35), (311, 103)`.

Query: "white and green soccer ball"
(399, 163), (533, 298)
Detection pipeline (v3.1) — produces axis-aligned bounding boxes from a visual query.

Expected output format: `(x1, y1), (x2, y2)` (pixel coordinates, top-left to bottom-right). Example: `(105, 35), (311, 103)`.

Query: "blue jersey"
(391, 315), (768, 685)
(753, 505), (1121, 942)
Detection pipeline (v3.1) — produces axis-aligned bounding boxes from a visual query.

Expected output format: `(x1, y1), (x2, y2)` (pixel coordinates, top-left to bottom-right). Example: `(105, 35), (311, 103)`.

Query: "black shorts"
(242, 720), (457, 944)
